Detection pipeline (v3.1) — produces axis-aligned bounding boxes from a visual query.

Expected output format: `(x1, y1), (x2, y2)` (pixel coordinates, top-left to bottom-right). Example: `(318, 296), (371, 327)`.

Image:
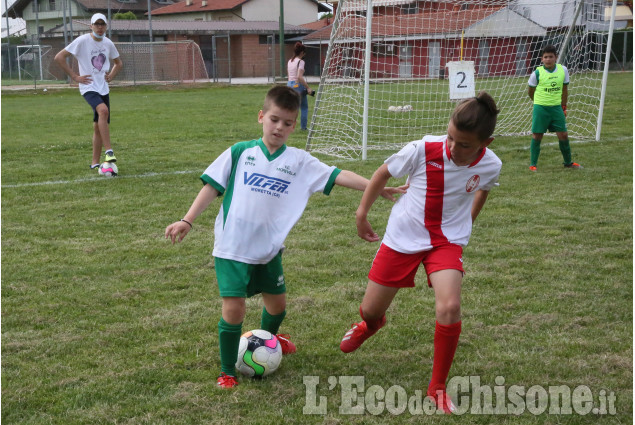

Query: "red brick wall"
(232, 35), (295, 78)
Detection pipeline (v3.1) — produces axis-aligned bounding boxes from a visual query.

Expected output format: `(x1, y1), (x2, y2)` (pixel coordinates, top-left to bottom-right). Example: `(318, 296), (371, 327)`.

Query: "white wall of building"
(242, 0), (317, 25)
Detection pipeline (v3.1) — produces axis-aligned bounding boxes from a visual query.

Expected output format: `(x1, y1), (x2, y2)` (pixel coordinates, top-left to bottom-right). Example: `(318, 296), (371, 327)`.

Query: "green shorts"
(532, 104), (568, 134)
(214, 252), (286, 298)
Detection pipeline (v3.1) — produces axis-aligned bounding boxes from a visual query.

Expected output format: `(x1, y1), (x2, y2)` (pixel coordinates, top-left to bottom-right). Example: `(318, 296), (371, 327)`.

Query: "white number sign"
(447, 61), (475, 100)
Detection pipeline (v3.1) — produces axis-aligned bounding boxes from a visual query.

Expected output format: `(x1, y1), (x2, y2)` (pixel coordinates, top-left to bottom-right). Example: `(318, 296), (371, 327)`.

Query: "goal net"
(70, 40), (209, 84)
(307, 0), (615, 159)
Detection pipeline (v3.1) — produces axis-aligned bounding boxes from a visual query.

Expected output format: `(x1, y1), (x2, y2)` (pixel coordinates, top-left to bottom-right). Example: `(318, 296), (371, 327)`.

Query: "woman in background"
(287, 42), (315, 131)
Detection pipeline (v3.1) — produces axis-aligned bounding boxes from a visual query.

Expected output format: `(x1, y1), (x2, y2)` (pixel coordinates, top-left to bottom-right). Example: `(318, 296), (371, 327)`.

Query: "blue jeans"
(287, 80), (308, 130)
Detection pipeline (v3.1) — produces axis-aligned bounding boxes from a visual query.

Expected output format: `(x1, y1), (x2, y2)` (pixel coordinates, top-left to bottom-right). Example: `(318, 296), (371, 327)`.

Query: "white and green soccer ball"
(98, 162), (118, 177)
(235, 329), (282, 378)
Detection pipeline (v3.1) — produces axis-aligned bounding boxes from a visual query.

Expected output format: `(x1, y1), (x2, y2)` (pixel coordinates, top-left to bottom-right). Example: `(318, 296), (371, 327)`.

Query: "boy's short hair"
(451, 91), (500, 141)
(541, 45), (558, 57)
(263, 85), (300, 113)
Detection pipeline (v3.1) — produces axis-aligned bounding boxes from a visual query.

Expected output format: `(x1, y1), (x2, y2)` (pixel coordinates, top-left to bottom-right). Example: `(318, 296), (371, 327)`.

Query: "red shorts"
(368, 243), (464, 288)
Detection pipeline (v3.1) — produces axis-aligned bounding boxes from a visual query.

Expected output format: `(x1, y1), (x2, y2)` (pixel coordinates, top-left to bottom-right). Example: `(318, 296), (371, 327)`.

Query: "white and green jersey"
(528, 64), (569, 106)
(201, 138), (341, 264)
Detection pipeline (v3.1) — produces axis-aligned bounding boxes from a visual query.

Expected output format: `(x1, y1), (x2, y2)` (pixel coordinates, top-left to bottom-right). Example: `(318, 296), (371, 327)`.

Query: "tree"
(113, 11), (137, 20)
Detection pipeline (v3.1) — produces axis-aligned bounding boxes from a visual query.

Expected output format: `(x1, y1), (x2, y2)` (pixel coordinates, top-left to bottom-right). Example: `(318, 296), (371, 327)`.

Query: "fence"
(1, 40), (210, 87)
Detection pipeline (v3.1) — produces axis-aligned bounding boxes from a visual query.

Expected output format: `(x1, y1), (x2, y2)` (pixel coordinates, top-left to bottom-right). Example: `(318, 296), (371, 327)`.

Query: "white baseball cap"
(91, 13), (108, 25)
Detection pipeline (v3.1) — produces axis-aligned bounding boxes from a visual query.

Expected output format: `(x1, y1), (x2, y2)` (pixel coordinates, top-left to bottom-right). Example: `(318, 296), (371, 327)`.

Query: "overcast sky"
(2, 0), (26, 37)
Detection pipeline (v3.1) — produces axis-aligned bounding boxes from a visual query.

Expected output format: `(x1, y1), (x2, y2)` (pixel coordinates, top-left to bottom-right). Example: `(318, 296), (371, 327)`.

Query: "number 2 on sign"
(456, 71), (467, 88)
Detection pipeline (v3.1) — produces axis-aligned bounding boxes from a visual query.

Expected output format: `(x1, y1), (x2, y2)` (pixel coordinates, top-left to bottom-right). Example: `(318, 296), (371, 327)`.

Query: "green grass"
(2, 73), (632, 424)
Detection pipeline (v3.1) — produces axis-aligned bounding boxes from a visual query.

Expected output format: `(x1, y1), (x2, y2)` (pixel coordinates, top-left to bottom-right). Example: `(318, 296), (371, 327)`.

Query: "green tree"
(113, 11), (137, 20)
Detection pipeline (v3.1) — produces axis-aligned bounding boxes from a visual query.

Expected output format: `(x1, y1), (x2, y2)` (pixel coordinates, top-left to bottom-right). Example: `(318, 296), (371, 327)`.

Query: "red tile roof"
(300, 18), (333, 31)
(151, 0), (248, 16)
(303, 7), (504, 41)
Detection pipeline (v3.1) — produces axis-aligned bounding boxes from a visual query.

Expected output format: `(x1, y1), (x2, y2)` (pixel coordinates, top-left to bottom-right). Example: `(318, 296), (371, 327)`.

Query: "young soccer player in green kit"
(527, 45), (582, 171)
(165, 86), (406, 389)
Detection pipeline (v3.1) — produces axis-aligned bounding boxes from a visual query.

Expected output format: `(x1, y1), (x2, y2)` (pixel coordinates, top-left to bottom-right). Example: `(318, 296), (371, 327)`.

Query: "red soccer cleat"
(340, 316), (386, 353)
(276, 334), (296, 355)
(529, 165), (537, 172)
(427, 388), (457, 415)
(217, 372), (239, 388)
(564, 162), (582, 169)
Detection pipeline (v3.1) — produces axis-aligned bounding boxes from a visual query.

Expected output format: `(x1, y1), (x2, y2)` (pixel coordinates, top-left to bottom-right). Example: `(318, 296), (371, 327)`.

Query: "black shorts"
(82, 91), (110, 123)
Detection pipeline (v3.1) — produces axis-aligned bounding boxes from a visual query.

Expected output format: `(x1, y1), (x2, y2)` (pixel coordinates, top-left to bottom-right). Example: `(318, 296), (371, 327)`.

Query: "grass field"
(1, 73), (632, 424)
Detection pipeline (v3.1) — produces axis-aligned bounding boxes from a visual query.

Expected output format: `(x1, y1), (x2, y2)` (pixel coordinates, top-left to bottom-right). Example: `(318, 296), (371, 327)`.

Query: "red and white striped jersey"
(382, 135), (502, 254)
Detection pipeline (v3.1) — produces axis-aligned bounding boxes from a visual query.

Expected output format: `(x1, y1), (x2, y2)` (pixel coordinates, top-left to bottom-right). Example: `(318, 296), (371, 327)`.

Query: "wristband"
(180, 219), (193, 228)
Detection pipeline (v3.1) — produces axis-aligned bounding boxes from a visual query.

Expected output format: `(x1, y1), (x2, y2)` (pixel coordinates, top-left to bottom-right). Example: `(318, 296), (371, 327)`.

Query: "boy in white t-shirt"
(54, 13), (123, 169)
(339, 92), (502, 414)
(165, 85), (406, 389)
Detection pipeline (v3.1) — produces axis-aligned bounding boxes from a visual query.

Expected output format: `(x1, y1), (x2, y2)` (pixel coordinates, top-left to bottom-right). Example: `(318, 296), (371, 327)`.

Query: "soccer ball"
(98, 162), (118, 177)
(235, 329), (282, 378)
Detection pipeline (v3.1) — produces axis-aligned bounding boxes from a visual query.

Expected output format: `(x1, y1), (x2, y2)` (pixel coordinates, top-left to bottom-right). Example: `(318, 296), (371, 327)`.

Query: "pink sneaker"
(276, 334), (296, 355)
(340, 316), (386, 353)
(427, 388), (457, 414)
(217, 372), (238, 388)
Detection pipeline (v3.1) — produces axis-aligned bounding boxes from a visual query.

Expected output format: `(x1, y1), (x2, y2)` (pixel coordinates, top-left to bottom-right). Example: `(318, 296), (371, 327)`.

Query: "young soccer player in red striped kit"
(340, 92), (501, 414)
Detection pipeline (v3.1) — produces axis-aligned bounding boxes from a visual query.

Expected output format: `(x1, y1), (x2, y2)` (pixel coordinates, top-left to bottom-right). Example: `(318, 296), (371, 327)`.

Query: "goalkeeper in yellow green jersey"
(527, 45), (582, 171)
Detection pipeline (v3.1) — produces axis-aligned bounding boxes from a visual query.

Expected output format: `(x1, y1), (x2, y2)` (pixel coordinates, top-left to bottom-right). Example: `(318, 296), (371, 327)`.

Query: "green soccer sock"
(260, 307), (286, 335)
(559, 139), (572, 165)
(218, 318), (242, 376)
(530, 138), (541, 166)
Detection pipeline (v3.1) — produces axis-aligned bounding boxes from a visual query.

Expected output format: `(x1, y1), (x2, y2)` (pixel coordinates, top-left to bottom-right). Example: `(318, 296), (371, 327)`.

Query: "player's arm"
(561, 84), (568, 109)
(54, 49), (92, 84)
(165, 183), (219, 244)
(528, 86), (535, 101)
(296, 65), (312, 94)
(106, 57), (123, 83)
(471, 189), (490, 223)
(335, 169), (407, 202)
(355, 164), (394, 242)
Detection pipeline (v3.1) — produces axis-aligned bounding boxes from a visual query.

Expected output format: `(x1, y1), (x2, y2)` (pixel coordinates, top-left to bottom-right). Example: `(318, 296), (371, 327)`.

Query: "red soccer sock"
(428, 320), (462, 395)
(360, 306), (385, 331)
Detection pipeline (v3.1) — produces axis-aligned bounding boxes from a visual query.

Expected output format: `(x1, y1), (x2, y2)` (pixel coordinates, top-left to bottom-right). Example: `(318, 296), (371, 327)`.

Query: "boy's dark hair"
(451, 91), (500, 141)
(263, 85), (300, 113)
(541, 45), (558, 57)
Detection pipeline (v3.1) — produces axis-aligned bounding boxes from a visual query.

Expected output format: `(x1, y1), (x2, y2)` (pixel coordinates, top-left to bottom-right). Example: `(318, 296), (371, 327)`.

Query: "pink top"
(287, 58), (305, 81)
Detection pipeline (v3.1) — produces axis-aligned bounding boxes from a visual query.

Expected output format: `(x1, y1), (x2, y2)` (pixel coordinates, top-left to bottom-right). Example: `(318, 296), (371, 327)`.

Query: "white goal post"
(307, 0), (619, 159)
(17, 44), (52, 81)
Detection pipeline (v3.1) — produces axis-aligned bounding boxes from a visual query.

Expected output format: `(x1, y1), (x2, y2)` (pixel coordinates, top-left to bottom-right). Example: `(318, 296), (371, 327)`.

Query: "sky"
(1, 0), (26, 37)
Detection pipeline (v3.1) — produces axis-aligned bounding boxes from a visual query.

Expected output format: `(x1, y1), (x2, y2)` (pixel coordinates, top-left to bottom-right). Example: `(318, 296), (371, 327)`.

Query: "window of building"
(372, 43), (397, 57)
(586, 3), (602, 21)
(259, 34), (280, 44)
(401, 2), (418, 14)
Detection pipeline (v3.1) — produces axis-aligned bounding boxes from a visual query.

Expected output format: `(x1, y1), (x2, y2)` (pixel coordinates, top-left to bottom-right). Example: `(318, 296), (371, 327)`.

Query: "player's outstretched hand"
(380, 184), (409, 202)
(356, 216), (380, 242)
(165, 221), (191, 244)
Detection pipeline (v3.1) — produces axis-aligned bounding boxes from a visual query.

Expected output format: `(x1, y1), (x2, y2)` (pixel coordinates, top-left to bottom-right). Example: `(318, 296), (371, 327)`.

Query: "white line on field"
(2, 170), (199, 188)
